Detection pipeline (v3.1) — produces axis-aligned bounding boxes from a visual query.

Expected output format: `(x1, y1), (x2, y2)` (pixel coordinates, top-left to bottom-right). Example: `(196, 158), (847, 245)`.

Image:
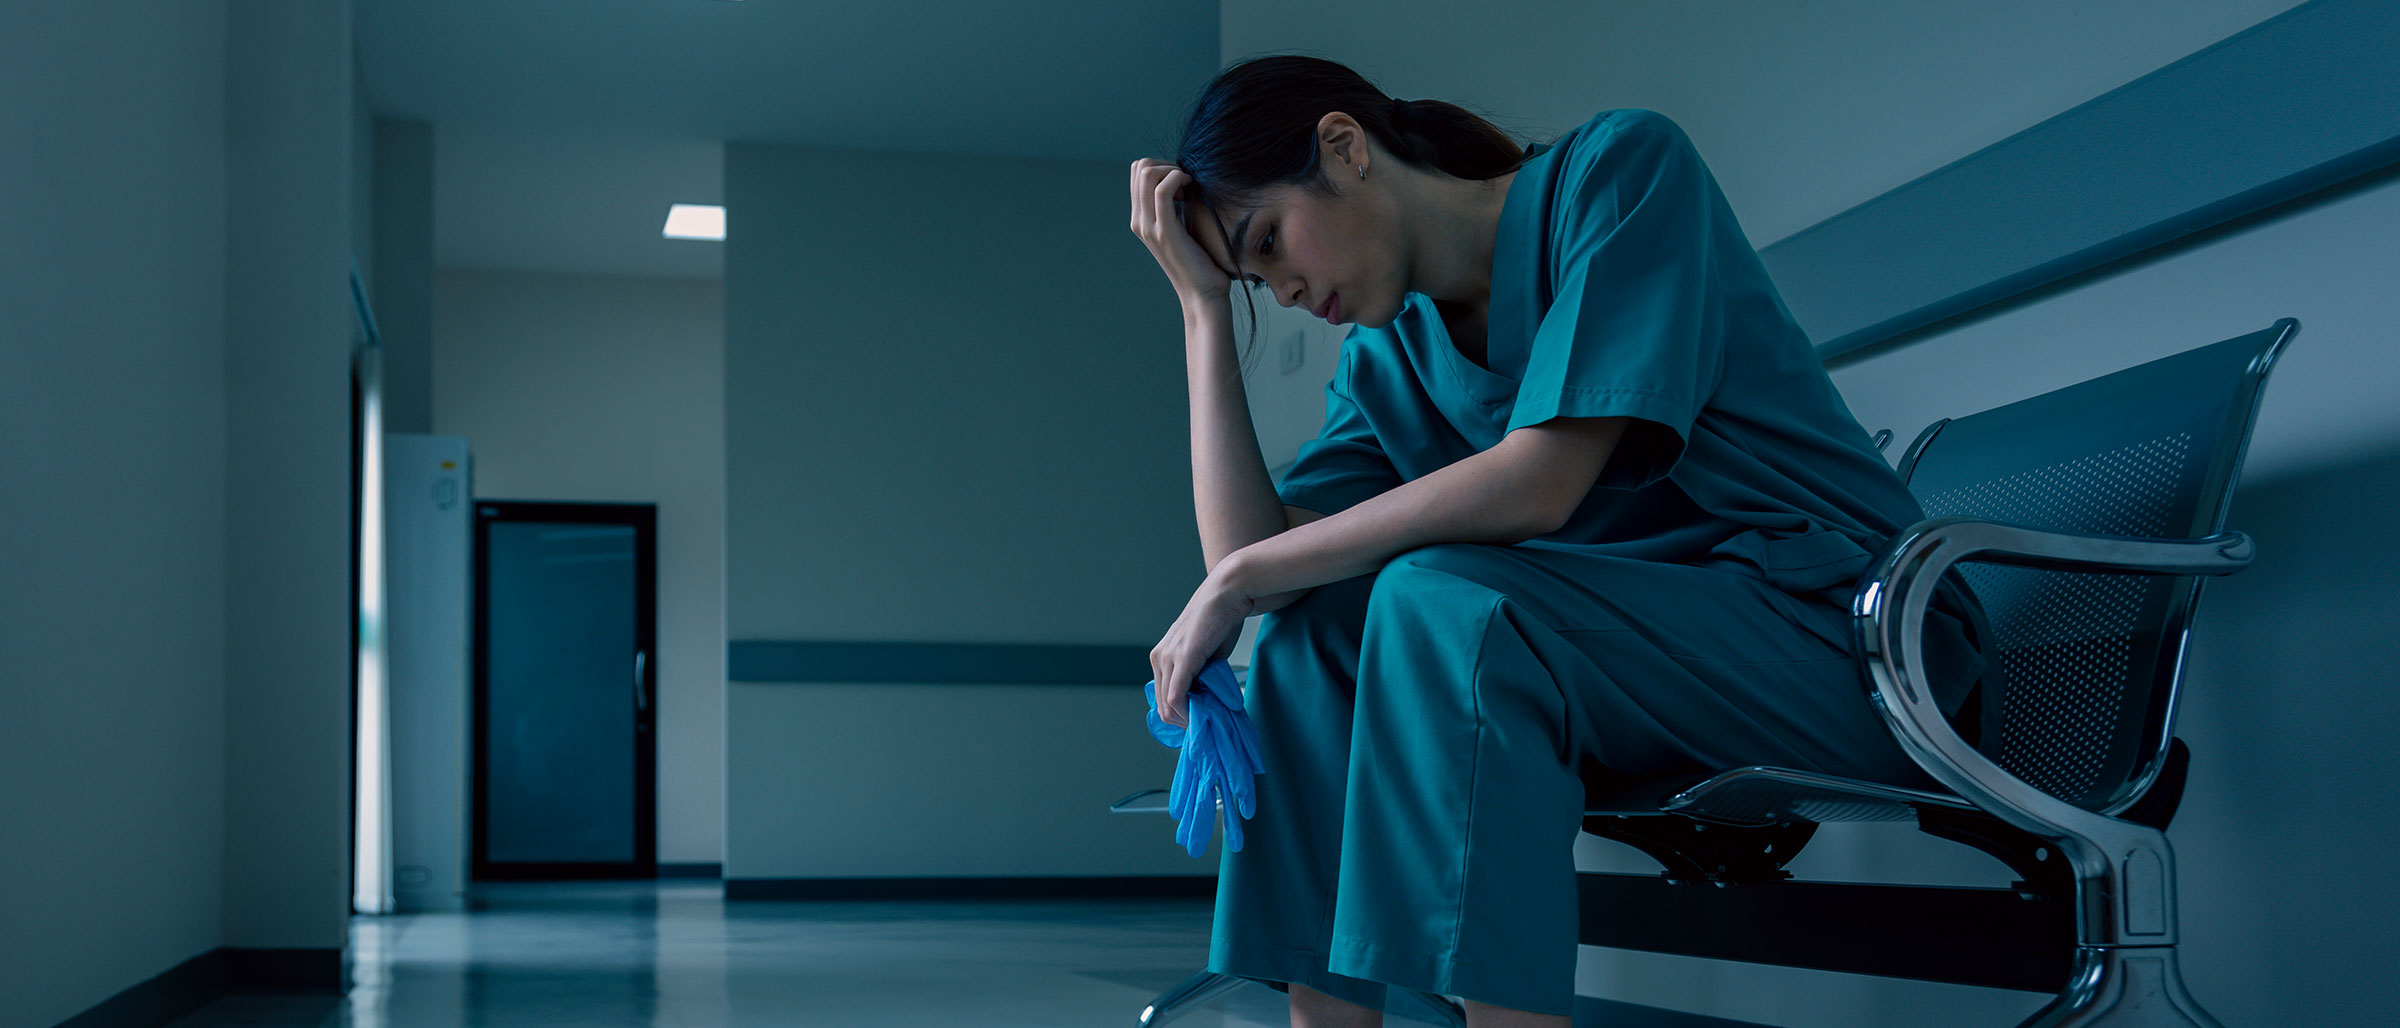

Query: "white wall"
(220, 0), (363, 956)
(374, 118), (436, 435)
(1233, 287), (1350, 478)
(3, 0), (364, 1023)
(0, 3), (231, 1024)
(1220, 1), (2392, 1024)
(351, 56), (376, 299)
(721, 142), (1201, 879)
(1223, 0), (2309, 250)
(727, 683), (1201, 877)
(433, 267), (728, 866)
(1814, 168), (2400, 1028)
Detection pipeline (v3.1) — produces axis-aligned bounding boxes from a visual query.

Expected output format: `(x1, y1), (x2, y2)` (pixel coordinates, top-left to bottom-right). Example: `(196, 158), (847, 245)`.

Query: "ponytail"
(1384, 96), (1524, 183)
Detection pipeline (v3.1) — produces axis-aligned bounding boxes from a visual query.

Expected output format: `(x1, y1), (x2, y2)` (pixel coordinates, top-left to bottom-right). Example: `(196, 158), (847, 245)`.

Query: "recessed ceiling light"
(663, 204), (725, 241)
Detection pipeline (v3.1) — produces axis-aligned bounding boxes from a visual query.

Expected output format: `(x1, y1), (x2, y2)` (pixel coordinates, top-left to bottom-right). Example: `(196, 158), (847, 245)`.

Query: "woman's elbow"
(1493, 495), (1572, 545)
(1249, 587), (1314, 615)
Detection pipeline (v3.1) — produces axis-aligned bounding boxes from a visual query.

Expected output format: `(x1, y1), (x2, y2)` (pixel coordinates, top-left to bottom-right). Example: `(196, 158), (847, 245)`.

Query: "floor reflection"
(164, 880), (1399, 1028)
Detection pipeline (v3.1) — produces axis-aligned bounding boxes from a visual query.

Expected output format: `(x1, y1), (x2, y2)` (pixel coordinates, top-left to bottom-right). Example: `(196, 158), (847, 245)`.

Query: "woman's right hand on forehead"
(1130, 159), (1233, 309)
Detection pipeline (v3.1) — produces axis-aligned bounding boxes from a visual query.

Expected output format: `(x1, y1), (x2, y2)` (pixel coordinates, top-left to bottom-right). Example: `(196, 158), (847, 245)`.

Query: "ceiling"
(357, 0), (1222, 279)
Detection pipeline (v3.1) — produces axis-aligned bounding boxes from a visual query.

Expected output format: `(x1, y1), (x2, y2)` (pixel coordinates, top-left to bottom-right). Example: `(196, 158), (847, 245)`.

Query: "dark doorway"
(472, 500), (657, 880)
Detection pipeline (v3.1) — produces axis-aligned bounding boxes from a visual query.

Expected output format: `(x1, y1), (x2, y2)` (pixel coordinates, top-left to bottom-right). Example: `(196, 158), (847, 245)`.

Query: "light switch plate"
(1279, 329), (1306, 375)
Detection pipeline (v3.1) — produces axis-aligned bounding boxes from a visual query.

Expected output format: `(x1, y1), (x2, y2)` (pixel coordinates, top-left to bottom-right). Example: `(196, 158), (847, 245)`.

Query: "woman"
(1130, 56), (1985, 1028)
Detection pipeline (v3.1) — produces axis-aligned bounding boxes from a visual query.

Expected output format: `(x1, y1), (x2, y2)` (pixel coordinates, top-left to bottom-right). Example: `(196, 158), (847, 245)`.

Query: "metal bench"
(1127, 319), (2296, 1028)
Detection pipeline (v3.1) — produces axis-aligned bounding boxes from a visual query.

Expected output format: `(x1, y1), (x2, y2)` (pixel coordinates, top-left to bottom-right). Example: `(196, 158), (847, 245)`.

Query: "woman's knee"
(1248, 572), (1376, 707)
(1366, 543), (1514, 624)
(1360, 544), (1573, 716)
(1256, 572), (1373, 651)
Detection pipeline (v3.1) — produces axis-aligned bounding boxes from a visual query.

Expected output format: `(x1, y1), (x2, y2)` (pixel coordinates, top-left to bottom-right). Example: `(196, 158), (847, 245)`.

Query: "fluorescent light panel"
(663, 203), (725, 240)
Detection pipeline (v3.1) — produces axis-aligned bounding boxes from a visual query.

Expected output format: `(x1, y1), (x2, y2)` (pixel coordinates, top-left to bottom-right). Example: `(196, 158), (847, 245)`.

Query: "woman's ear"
(1316, 111), (1367, 175)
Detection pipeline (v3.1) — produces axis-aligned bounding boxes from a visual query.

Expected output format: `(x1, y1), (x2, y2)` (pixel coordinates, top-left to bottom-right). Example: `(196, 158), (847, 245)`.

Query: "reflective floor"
(165, 880), (1444, 1028)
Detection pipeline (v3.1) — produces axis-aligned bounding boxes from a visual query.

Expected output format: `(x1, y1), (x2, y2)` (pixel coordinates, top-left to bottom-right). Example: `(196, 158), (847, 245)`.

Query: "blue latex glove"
(1145, 658), (1264, 856)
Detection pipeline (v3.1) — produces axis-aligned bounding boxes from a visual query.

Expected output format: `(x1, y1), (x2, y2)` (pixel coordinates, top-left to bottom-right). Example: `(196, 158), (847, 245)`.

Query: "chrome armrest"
(1877, 516), (2252, 580)
(1851, 516), (2252, 949)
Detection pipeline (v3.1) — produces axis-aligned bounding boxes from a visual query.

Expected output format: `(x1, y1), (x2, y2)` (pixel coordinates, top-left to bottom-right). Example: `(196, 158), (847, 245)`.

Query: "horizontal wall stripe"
(1765, 0), (2400, 360)
(725, 875), (1216, 901)
(728, 640), (1153, 684)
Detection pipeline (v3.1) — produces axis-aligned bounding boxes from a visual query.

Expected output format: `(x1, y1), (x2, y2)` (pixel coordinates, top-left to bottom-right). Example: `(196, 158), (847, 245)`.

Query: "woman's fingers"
(1127, 160), (1228, 303)
(1129, 161), (1152, 235)
(1169, 661), (1191, 727)
(1149, 648), (1167, 715)
(1128, 160), (1178, 236)
(1162, 660), (1186, 727)
(1130, 160), (1166, 235)
(1149, 648), (1185, 728)
(1153, 171), (1193, 249)
(1153, 169), (1194, 233)
(1138, 169), (1189, 253)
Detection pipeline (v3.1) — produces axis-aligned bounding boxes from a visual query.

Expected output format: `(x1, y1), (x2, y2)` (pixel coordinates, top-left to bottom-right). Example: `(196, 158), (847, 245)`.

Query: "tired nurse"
(1129, 55), (1987, 1028)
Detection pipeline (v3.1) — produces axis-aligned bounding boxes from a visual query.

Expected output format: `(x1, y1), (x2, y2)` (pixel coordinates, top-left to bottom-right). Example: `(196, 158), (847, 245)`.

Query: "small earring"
(1358, 164), (1366, 180)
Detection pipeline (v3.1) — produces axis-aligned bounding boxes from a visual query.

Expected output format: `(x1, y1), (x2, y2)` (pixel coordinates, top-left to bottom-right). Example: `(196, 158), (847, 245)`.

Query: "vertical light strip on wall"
(353, 266), (394, 915)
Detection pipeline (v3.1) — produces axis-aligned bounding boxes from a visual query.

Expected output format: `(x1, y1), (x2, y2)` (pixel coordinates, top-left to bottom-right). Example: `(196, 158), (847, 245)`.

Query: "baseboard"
(48, 950), (221, 1028)
(657, 862), (723, 879)
(224, 948), (346, 993)
(725, 875), (1216, 901)
(50, 947), (346, 1028)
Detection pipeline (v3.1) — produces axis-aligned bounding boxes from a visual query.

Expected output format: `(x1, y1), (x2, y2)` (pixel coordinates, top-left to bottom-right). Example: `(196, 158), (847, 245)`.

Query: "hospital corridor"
(6, 2), (2399, 1028)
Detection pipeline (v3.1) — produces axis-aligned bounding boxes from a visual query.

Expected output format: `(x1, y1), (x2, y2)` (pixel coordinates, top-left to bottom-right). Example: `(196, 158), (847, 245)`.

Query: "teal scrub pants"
(1205, 542), (1938, 1017)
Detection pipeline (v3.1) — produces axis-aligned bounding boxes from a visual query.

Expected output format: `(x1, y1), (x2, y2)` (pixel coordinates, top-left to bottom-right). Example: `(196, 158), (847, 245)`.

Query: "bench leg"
(1138, 970), (1246, 1027)
(2016, 946), (2224, 1028)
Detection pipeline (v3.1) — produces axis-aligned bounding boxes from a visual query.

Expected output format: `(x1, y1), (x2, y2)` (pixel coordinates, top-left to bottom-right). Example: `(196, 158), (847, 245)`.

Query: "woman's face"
(1185, 129), (1405, 329)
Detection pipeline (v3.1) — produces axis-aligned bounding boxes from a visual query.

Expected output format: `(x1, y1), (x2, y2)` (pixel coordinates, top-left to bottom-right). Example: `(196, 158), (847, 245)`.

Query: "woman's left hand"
(1150, 561), (1257, 729)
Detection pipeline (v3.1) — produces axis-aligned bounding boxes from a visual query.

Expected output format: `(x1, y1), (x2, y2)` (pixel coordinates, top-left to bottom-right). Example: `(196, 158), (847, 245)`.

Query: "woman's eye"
(1259, 231), (1275, 256)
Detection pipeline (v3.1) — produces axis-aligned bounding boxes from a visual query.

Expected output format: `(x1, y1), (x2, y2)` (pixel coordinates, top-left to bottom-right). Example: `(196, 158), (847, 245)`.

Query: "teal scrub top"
(1275, 108), (1930, 601)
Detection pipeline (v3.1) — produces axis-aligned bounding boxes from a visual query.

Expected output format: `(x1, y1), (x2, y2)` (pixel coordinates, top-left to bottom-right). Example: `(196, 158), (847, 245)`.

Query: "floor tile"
(164, 881), (1450, 1028)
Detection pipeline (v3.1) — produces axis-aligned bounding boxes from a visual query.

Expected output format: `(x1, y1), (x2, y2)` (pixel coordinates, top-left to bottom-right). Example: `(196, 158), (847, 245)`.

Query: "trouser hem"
(1208, 937), (1390, 1011)
(1328, 932), (1572, 1017)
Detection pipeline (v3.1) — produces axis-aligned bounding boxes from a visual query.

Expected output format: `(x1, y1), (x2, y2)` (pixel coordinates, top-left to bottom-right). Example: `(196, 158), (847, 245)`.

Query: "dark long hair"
(1172, 55), (1527, 369)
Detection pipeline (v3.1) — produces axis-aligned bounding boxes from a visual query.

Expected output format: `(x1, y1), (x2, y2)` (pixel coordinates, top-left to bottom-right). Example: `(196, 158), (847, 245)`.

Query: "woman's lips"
(1318, 292), (1342, 323)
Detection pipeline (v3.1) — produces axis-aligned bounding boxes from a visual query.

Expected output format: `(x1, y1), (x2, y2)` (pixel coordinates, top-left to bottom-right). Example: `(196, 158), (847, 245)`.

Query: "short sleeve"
(1505, 113), (1727, 491)
(1275, 338), (1403, 516)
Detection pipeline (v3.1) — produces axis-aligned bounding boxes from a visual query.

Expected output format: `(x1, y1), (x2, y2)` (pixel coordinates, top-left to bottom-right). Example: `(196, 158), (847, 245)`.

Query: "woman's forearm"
(1226, 432), (1566, 614)
(1184, 299), (1290, 571)
(1229, 416), (1627, 614)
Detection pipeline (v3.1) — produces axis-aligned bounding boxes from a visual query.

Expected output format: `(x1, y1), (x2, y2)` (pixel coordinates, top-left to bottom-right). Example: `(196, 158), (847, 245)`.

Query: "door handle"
(634, 649), (649, 712)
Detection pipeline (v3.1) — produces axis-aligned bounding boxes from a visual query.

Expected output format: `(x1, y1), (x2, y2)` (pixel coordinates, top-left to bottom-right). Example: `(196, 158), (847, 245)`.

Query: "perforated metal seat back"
(1896, 322), (2292, 813)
